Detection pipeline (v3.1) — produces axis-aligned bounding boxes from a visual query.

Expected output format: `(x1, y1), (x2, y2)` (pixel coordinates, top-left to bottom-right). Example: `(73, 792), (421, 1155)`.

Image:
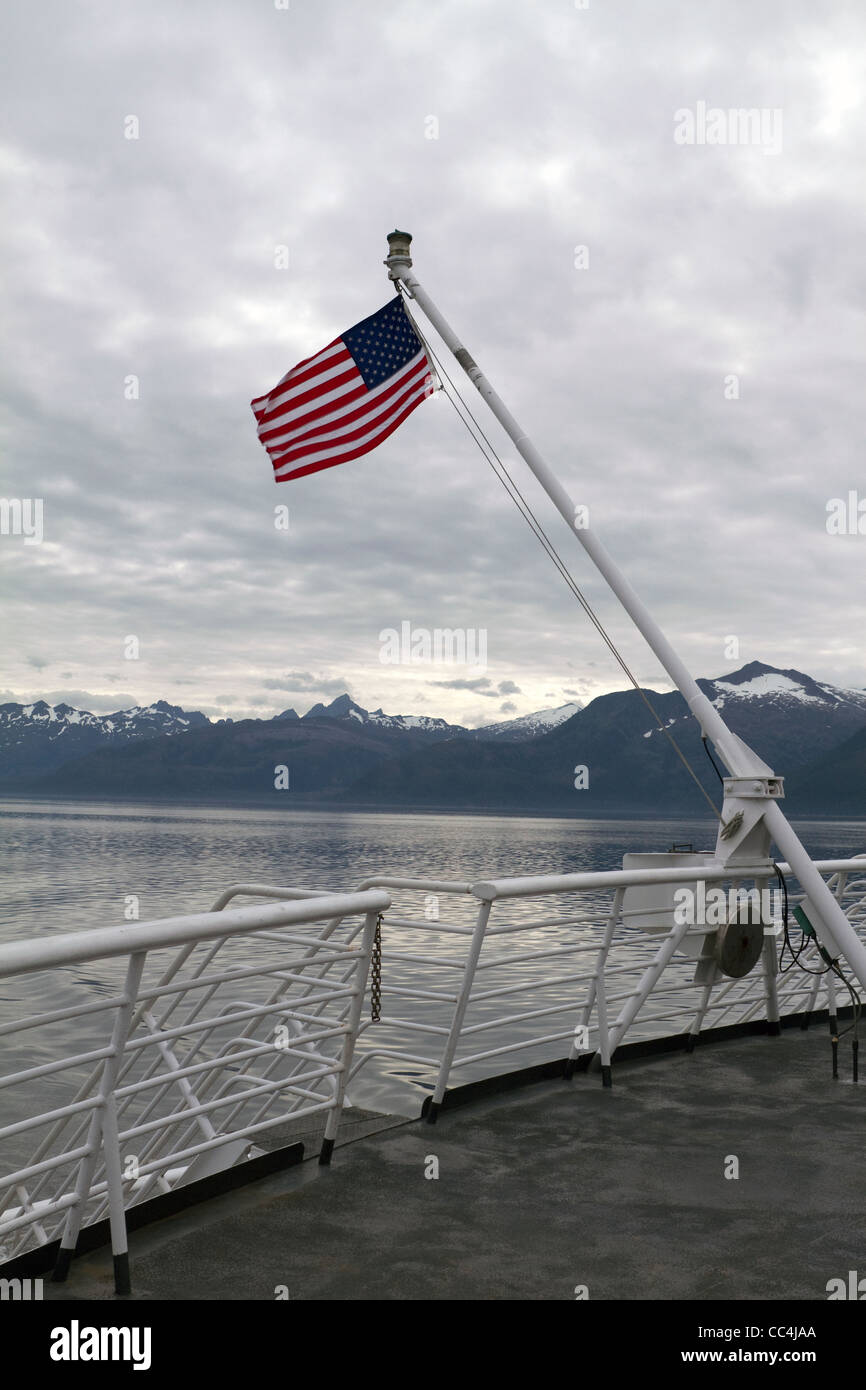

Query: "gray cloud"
(261, 672), (352, 695)
(430, 677), (495, 694)
(7, 689), (143, 713)
(1, 0), (864, 737)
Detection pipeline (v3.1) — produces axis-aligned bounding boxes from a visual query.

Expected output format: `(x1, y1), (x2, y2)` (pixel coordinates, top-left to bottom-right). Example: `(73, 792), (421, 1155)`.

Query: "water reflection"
(1, 798), (863, 1123)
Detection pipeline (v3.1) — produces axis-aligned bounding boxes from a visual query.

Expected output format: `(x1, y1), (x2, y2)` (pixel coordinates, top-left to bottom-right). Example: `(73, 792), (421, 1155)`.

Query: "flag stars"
(344, 299), (423, 389)
(252, 295), (430, 482)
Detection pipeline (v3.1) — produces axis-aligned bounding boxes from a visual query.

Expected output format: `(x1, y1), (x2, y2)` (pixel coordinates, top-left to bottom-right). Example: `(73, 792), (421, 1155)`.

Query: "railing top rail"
(470, 858), (866, 901)
(0, 890), (391, 980)
(357, 876), (475, 894)
(210, 878), (475, 914)
(209, 883), (327, 910)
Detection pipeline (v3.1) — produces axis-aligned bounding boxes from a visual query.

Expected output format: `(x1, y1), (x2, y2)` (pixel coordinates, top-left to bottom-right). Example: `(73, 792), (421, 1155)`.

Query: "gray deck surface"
(45, 1026), (865, 1301)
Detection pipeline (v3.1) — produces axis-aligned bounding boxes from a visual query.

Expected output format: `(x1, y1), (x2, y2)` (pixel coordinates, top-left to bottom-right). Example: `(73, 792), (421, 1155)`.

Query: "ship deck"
(42, 1022), (863, 1302)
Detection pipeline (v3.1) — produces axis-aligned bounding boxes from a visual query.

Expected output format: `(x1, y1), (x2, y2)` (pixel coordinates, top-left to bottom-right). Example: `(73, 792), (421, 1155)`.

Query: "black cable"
(772, 863), (860, 1042)
(701, 736), (725, 787)
(775, 862), (829, 977)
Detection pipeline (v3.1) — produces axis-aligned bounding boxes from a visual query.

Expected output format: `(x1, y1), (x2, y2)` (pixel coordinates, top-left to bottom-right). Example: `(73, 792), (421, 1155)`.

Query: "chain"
(371, 912), (382, 1023)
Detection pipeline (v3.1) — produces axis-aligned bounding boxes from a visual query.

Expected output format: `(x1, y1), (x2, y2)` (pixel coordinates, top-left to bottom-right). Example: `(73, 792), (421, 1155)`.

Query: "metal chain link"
(371, 912), (382, 1023)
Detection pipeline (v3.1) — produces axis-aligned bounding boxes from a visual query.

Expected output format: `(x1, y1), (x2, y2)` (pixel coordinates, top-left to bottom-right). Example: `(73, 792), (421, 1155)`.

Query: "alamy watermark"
(826, 492), (866, 535)
(0, 1277), (43, 1300)
(50, 1323), (151, 1370)
(674, 883), (782, 930)
(379, 621), (487, 670)
(0, 498), (43, 544)
(827, 1270), (866, 1300)
(674, 102), (783, 155)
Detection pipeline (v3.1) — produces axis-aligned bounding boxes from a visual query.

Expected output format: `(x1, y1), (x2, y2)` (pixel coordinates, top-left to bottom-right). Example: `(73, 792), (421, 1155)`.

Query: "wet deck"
(44, 1023), (864, 1301)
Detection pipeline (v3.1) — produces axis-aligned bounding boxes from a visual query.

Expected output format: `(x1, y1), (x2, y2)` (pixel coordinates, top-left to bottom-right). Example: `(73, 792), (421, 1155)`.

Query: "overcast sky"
(2, 0), (864, 728)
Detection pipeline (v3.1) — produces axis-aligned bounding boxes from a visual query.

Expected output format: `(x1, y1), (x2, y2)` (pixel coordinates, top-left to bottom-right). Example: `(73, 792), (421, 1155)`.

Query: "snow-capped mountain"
(0, 699), (209, 780)
(301, 693), (467, 737)
(709, 663), (866, 713)
(7, 664), (866, 814)
(298, 692), (583, 739)
(346, 662), (866, 814)
(472, 701), (583, 741)
(640, 662), (866, 763)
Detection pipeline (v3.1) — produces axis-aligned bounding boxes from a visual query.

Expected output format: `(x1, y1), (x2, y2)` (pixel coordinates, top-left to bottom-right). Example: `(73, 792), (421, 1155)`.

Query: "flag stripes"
(251, 297), (433, 482)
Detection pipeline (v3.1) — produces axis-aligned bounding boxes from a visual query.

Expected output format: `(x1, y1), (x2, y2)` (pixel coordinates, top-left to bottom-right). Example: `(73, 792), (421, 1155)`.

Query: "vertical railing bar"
(427, 900), (493, 1122)
(51, 949), (147, 1293)
(318, 909), (378, 1166)
(566, 887), (623, 1082)
(116, 928), (357, 1180)
(607, 920), (692, 1055)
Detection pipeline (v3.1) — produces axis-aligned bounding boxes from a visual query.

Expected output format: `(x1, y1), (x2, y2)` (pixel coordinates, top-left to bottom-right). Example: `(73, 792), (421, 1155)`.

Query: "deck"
(41, 1021), (863, 1301)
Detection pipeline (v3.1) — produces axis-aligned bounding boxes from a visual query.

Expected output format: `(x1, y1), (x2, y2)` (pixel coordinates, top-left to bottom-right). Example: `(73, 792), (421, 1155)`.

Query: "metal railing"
(199, 859), (866, 1119)
(3, 856), (865, 1288)
(0, 889), (389, 1289)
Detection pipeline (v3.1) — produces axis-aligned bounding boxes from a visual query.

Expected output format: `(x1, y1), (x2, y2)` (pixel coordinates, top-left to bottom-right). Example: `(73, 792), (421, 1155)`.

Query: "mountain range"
(1, 663), (863, 817)
(0, 699), (209, 779)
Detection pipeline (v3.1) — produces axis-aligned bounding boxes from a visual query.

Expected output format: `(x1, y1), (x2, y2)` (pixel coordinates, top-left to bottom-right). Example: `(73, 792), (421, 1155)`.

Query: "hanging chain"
(370, 912), (383, 1023)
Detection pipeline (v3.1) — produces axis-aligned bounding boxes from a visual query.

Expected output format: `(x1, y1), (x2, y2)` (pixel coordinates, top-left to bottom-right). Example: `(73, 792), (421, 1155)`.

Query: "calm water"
(4, 799), (864, 940)
(1, 798), (864, 1126)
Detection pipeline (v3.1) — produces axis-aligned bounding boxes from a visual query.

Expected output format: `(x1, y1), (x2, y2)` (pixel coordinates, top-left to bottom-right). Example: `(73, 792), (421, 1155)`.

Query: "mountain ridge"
(3, 662), (864, 816)
(0, 692), (582, 783)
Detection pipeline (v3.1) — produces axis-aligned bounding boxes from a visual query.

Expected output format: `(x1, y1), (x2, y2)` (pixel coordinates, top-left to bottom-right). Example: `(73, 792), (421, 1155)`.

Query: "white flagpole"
(384, 229), (866, 991)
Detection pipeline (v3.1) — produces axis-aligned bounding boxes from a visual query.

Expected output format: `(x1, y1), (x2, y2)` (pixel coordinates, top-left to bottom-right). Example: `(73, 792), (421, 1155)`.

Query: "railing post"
(51, 950), (147, 1292)
(566, 887), (623, 1084)
(427, 900), (492, 1122)
(319, 910), (379, 1165)
(101, 1093), (130, 1295)
(686, 979), (715, 1053)
(802, 969), (822, 1028)
(607, 920), (691, 1055)
(827, 969), (840, 1078)
(761, 907), (781, 1037)
(593, 950), (613, 1087)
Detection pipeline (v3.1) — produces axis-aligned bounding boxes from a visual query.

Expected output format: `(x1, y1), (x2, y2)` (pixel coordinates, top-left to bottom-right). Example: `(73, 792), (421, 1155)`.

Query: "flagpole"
(386, 230), (753, 777)
(384, 229), (866, 990)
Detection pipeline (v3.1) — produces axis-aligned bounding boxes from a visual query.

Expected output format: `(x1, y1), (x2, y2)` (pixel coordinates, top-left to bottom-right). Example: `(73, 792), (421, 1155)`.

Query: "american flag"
(251, 295), (434, 482)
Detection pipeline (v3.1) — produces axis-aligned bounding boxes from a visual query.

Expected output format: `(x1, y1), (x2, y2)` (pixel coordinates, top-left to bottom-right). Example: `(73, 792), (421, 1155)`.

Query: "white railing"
(3, 857), (865, 1289)
(339, 857), (866, 1116)
(200, 859), (866, 1119)
(0, 889), (389, 1290)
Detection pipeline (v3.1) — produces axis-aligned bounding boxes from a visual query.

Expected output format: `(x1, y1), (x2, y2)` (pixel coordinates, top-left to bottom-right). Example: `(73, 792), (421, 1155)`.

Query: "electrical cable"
(772, 861), (860, 1047)
(702, 736), (725, 787)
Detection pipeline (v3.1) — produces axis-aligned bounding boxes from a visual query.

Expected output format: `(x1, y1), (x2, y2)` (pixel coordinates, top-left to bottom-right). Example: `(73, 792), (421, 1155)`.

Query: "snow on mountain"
(709, 661), (866, 711)
(9, 664), (866, 806)
(0, 699), (210, 780)
(367, 710), (460, 733)
(301, 693), (465, 736)
(708, 664), (866, 717)
(299, 692), (585, 740)
(640, 661), (866, 750)
(713, 672), (822, 704)
(472, 701), (584, 741)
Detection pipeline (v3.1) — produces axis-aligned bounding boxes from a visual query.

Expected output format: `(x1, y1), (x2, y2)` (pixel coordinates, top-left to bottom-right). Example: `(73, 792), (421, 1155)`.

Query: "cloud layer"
(2, 0), (864, 727)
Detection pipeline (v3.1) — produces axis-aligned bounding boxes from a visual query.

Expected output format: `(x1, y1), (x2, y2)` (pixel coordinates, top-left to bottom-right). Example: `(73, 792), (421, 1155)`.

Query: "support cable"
(400, 288), (726, 826)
